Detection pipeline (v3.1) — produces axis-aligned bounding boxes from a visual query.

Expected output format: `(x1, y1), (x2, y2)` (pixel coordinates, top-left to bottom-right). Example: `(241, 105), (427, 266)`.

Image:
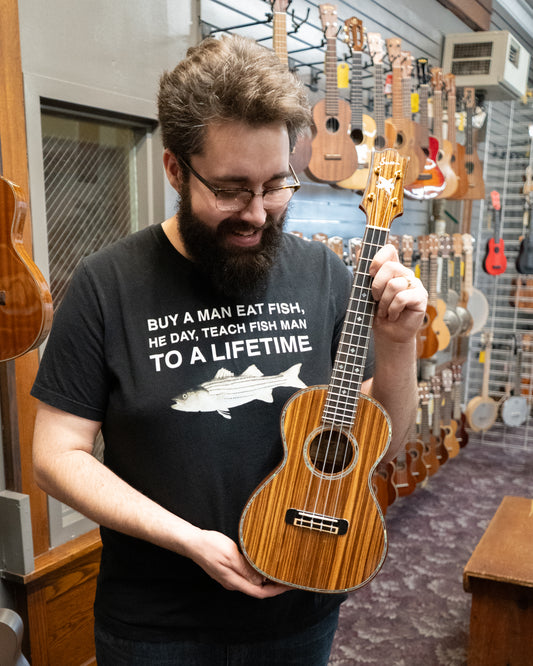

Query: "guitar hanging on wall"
(272, 0), (313, 174)
(305, 3), (357, 183)
(0, 139), (53, 362)
(483, 190), (507, 275)
(240, 148), (408, 592)
(336, 16), (376, 191)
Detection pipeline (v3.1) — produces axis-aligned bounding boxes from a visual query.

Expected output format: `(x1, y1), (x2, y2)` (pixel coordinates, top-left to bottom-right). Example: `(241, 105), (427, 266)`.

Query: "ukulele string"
(305, 224), (386, 531)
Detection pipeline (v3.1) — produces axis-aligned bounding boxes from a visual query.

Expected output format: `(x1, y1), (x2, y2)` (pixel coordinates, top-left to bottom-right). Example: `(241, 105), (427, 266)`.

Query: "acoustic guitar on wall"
(240, 149), (408, 592)
(0, 154), (53, 361)
(336, 17), (376, 191)
(272, 0), (313, 174)
(305, 4), (357, 183)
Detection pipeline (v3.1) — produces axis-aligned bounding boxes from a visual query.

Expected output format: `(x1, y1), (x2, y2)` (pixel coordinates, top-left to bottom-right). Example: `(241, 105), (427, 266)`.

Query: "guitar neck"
(391, 63), (403, 121)
(323, 225), (389, 426)
(273, 11), (289, 66)
(325, 37), (339, 116)
(481, 340), (492, 399)
(350, 51), (363, 127)
(374, 63), (386, 137)
(433, 89), (443, 143)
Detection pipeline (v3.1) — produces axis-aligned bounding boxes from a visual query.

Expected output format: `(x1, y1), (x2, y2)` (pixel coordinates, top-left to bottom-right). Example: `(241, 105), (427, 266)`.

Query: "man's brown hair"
(158, 34), (311, 160)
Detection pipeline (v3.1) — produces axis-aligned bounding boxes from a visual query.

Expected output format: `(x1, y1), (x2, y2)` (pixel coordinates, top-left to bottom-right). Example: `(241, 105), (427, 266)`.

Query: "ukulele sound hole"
(350, 128), (363, 145)
(325, 117), (340, 133)
(307, 428), (355, 475)
(375, 135), (386, 150)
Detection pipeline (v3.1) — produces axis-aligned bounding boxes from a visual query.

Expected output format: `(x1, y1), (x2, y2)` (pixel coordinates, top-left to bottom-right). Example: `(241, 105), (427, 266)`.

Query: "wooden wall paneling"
(436, 0), (492, 31)
(0, 0), (50, 555)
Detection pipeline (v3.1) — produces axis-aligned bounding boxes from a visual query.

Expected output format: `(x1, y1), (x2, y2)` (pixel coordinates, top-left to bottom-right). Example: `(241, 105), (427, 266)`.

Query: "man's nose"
(238, 193), (268, 226)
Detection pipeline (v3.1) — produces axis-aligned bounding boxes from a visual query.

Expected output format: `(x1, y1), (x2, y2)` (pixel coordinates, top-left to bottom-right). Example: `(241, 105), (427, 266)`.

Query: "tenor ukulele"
(404, 58), (445, 200)
(483, 190), (507, 275)
(272, 0), (313, 174)
(0, 139), (53, 361)
(336, 17), (376, 191)
(430, 67), (458, 199)
(240, 149), (408, 592)
(305, 4), (357, 183)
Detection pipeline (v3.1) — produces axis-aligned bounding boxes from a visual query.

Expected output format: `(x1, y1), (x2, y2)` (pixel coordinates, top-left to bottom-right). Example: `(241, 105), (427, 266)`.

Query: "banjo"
(465, 331), (498, 432)
(501, 335), (529, 427)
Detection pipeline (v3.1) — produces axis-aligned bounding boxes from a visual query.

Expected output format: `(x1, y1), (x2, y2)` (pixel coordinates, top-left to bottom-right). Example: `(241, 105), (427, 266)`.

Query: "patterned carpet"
(329, 438), (533, 665)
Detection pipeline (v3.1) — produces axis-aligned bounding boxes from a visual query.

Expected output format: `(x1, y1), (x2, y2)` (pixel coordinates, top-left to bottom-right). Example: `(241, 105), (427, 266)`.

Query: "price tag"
(337, 62), (349, 88)
(411, 92), (419, 114)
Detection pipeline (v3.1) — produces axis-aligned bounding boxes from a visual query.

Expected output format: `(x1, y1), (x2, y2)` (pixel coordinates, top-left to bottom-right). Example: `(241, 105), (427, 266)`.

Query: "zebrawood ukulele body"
(240, 148), (408, 592)
(240, 388), (391, 592)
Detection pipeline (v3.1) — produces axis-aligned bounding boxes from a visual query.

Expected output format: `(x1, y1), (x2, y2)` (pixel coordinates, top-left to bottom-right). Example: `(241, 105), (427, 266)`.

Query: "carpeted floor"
(329, 438), (533, 665)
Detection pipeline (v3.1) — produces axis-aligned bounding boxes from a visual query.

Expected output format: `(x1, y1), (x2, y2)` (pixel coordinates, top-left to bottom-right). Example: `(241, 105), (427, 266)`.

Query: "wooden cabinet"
(4, 530), (101, 665)
(463, 496), (533, 666)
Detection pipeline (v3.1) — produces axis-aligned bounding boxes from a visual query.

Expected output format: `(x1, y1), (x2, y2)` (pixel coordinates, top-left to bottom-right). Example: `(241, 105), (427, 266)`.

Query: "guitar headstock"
(430, 375), (441, 398)
(439, 233), (452, 258)
(418, 380), (430, 405)
(444, 73), (456, 98)
(441, 368), (453, 392)
(462, 233), (473, 255)
(401, 51), (413, 79)
(428, 232), (440, 259)
(319, 3), (338, 38)
(272, 0), (290, 11)
(451, 362), (463, 383)
(418, 234), (429, 260)
(490, 190), (501, 211)
(360, 149), (408, 229)
(367, 32), (385, 65)
(344, 17), (364, 52)
(431, 67), (444, 92)
(386, 37), (402, 65)
(416, 57), (429, 86)
(464, 87), (476, 110)
(401, 234), (414, 267)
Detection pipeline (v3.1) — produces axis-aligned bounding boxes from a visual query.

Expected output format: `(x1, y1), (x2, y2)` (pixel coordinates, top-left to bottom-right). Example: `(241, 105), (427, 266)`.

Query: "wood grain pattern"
(0, 176), (53, 361)
(240, 387), (390, 592)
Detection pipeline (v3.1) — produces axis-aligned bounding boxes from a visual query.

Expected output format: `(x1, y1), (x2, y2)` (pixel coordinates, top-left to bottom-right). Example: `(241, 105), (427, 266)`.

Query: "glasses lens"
(215, 191), (252, 212)
(263, 188), (296, 209)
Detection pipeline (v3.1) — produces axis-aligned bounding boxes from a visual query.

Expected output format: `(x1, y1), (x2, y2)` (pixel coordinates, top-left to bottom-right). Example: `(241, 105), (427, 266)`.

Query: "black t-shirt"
(32, 224), (374, 643)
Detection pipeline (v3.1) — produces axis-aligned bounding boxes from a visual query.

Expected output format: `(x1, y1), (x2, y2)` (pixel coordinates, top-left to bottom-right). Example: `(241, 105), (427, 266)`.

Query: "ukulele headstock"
(428, 232), (440, 259)
(431, 67), (444, 92)
(360, 149), (408, 229)
(367, 32), (385, 65)
(401, 234), (414, 268)
(441, 368), (453, 393)
(416, 57), (429, 86)
(386, 37), (402, 65)
(444, 73), (456, 98)
(418, 380), (430, 405)
(344, 16), (364, 52)
(272, 0), (290, 11)
(462, 233), (473, 256)
(319, 3), (338, 38)
(452, 232), (463, 259)
(464, 87), (476, 111)
(439, 233), (452, 259)
(430, 375), (441, 399)
(490, 190), (501, 211)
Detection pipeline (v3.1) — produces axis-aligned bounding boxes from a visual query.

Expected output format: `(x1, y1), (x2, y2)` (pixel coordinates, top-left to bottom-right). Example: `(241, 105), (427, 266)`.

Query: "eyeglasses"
(179, 158), (300, 212)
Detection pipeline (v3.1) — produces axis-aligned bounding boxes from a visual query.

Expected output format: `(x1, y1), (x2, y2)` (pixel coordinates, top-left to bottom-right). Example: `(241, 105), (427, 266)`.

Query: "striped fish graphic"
(171, 363), (306, 419)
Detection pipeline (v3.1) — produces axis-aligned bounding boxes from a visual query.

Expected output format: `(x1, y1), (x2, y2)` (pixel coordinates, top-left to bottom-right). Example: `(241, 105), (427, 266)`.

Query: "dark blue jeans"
(94, 607), (339, 665)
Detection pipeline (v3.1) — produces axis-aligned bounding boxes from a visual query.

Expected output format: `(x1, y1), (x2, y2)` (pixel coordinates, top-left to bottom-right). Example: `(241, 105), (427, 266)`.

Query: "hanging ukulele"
(305, 4), (357, 183)
(240, 149), (408, 592)
(404, 58), (445, 200)
(336, 17), (376, 191)
(271, 0), (313, 174)
(0, 140), (53, 361)
(462, 87), (485, 201)
(483, 190), (507, 275)
(367, 32), (388, 152)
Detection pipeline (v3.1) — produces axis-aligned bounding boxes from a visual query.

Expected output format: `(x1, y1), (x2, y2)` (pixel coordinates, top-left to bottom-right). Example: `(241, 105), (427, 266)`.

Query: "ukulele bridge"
(285, 508), (348, 535)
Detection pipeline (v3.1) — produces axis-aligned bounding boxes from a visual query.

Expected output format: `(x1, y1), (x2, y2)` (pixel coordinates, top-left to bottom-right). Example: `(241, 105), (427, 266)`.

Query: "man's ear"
(163, 149), (185, 192)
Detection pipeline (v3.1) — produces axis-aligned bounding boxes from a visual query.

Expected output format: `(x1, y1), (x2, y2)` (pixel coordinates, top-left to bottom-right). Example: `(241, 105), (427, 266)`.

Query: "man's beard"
(177, 183), (287, 300)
